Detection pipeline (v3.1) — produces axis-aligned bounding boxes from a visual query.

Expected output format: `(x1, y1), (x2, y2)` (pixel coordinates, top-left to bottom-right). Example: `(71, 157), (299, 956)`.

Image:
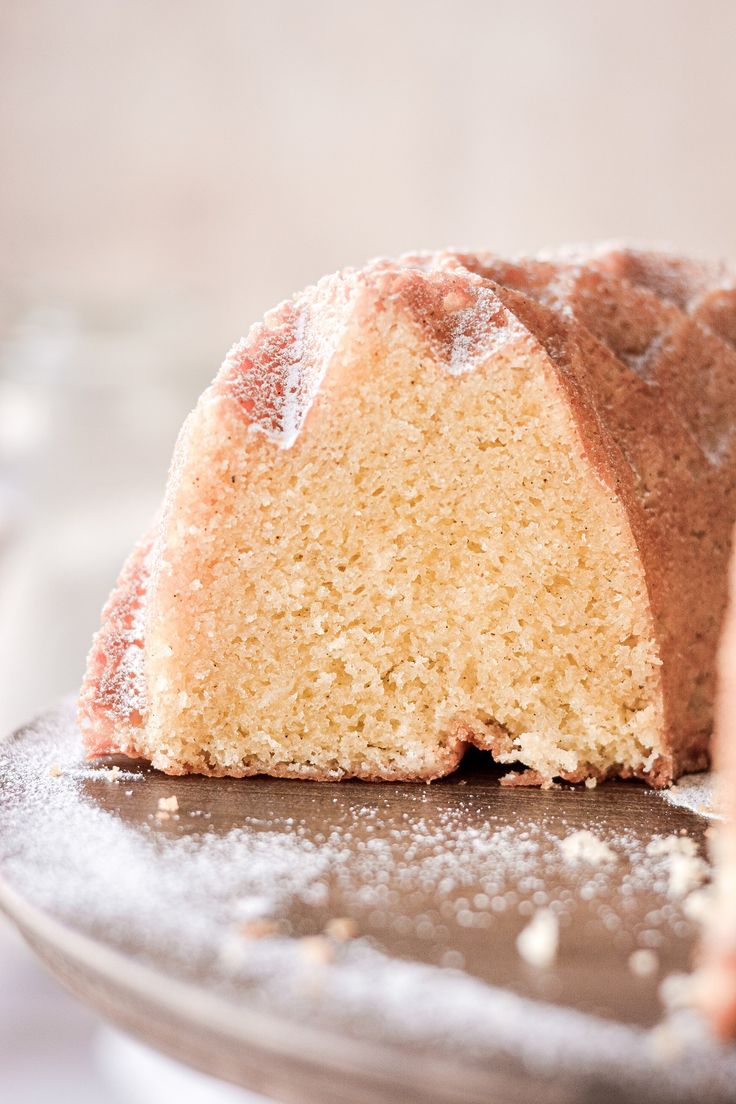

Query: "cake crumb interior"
(143, 312), (662, 782)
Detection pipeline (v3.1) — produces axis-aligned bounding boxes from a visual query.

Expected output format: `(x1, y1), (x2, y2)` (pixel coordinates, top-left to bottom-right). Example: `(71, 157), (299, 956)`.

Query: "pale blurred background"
(2, 1), (736, 1100)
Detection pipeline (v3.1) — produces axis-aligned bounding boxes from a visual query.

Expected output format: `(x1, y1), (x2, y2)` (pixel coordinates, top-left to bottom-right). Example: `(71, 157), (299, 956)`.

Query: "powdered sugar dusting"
(559, 829), (617, 864)
(218, 258), (532, 450)
(2, 702), (733, 1099)
(219, 272), (357, 450)
(444, 283), (528, 375)
(658, 774), (723, 821)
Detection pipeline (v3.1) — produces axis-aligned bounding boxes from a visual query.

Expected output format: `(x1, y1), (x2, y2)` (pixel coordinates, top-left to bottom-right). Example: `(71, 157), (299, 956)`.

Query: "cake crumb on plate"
(325, 917), (358, 941)
(629, 949), (659, 977)
(516, 909), (558, 968)
(300, 936), (334, 964)
(240, 919), (279, 940)
(559, 829), (616, 864)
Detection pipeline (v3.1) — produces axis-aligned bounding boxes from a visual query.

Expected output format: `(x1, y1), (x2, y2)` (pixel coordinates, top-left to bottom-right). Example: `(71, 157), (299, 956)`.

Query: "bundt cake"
(698, 533), (736, 1039)
(79, 248), (736, 786)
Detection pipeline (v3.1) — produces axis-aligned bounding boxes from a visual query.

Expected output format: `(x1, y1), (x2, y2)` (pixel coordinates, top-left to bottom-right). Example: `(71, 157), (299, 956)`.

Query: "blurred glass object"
(0, 299), (207, 734)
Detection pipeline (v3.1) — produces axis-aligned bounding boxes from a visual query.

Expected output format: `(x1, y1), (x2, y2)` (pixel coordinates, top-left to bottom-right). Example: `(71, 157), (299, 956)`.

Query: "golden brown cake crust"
(79, 248), (736, 785)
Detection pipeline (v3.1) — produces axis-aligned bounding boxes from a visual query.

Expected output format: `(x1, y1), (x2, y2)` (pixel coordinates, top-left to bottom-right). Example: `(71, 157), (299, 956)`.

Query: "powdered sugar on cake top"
(217, 260), (529, 450)
(219, 271), (356, 450)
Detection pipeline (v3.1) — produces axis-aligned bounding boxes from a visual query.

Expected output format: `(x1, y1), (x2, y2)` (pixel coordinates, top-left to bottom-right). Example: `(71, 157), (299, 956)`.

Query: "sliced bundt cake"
(79, 249), (736, 785)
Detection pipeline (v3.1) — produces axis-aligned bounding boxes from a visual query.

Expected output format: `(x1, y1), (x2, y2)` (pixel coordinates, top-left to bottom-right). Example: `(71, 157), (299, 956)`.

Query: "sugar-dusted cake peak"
(217, 259), (528, 449)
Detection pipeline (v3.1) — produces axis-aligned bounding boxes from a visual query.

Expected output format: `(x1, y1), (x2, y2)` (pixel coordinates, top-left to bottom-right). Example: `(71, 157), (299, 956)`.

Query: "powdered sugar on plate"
(1, 701), (734, 1102)
(657, 774), (723, 820)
